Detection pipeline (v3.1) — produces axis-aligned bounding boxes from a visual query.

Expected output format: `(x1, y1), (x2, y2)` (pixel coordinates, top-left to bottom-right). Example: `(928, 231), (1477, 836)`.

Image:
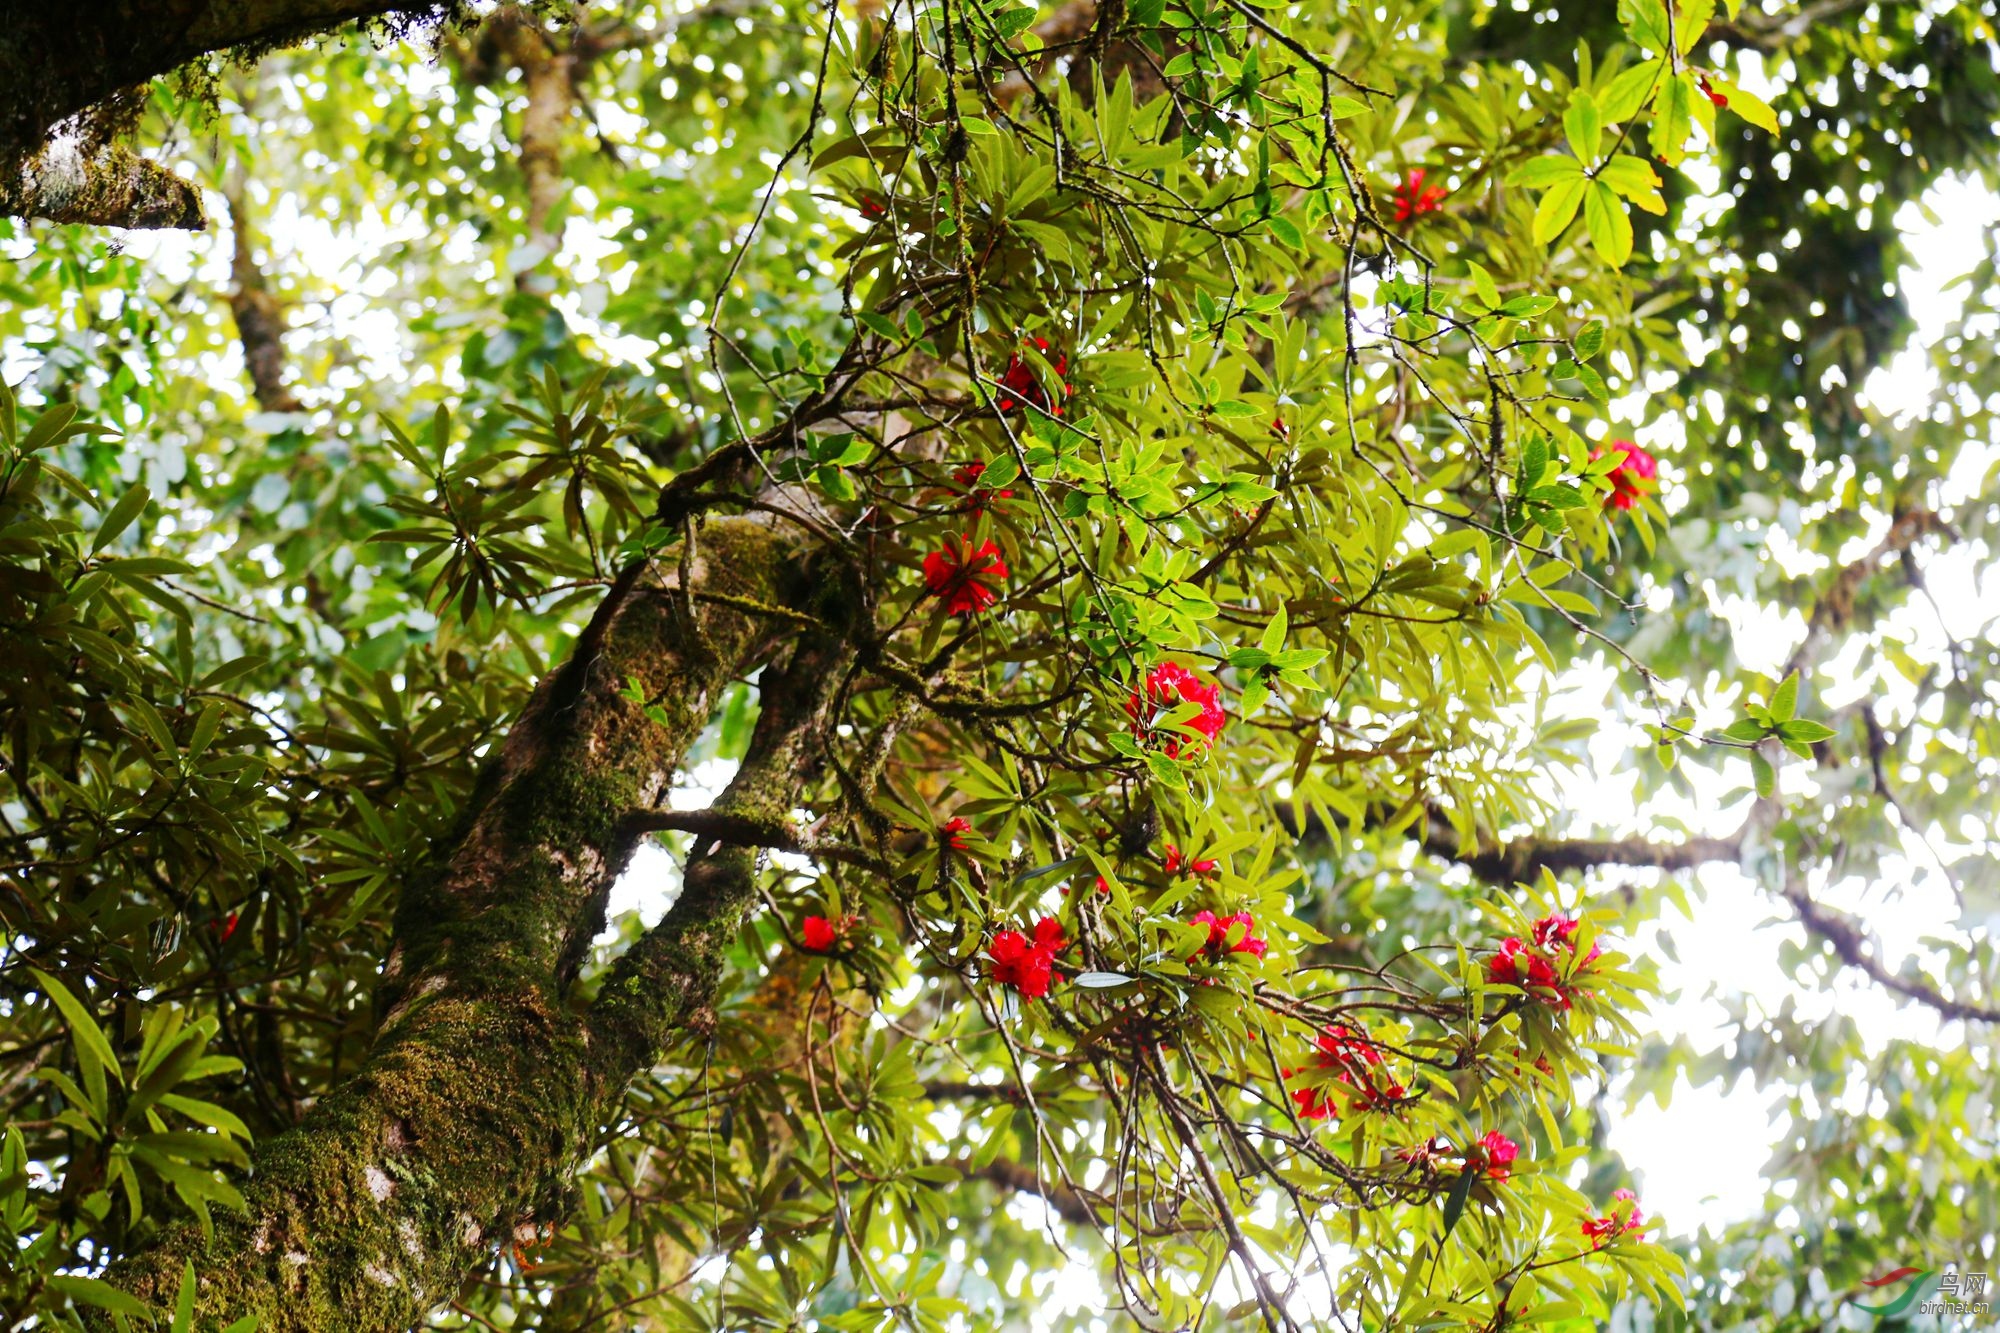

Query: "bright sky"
(1599, 173), (1999, 1238)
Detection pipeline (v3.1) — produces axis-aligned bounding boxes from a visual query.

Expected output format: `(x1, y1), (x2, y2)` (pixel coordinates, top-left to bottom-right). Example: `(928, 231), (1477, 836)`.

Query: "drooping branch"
(1782, 887), (2000, 1024)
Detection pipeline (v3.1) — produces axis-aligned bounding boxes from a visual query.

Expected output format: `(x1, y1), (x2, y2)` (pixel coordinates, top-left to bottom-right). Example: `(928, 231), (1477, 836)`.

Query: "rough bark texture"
(475, 7), (576, 292)
(0, 1), (459, 159)
(0, 142), (207, 229)
(223, 182), (302, 411)
(97, 514), (841, 1330)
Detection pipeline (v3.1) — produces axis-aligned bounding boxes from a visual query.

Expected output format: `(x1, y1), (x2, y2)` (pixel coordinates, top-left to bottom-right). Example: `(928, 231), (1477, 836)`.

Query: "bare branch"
(1418, 806), (1750, 886)
(1782, 886), (2000, 1024)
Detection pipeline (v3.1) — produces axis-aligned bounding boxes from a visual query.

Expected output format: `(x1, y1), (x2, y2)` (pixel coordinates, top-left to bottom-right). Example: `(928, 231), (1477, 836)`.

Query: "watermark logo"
(1855, 1268), (1934, 1319)
(1854, 1266), (1991, 1323)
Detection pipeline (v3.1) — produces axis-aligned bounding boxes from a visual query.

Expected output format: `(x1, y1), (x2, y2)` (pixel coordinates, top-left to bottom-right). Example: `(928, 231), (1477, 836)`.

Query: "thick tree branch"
(957, 1156), (1103, 1229)
(0, 1), (464, 164)
(98, 515), (822, 1331)
(0, 141), (206, 229)
(1418, 805), (1750, 886)
(467, 6), (576, 291)
(1782, 887), (2000, 1024)
(588, 614), (858, 1084)
(221, 175), (302, 412)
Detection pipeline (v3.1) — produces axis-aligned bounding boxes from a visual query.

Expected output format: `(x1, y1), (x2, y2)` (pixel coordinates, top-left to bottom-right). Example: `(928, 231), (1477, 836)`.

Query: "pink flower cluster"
(1581, 1189), (1646, 1246)
(1486, 913), (1602, 1010)
(1189, 910), (1266, 963)
(1288, 1024), (1407, 1120)
(1125, 662), (1228, 758)
(988, 916), (1067, 1000)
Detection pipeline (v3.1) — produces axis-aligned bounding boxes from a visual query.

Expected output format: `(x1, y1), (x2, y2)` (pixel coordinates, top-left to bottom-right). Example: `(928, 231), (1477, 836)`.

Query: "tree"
(1, 0), (1995, 1330)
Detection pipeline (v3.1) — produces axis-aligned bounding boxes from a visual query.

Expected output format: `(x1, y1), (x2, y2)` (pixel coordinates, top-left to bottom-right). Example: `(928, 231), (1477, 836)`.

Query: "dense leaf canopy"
(1, 0), (1996, 1329)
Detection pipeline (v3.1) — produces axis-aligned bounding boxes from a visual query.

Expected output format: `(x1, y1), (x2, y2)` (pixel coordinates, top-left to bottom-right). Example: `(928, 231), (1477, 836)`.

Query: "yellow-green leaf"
(1564, 91), (1602, 165)
(1585, 182), (1634, 267)
(1533, 178), (1588, 245)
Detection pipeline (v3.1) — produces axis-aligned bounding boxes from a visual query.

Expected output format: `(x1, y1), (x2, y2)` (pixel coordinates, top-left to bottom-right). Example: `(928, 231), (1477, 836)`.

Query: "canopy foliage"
(0, 0), (1996, 1329)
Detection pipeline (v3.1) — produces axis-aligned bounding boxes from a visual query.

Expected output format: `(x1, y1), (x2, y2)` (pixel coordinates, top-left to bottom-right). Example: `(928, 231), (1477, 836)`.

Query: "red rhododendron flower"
(1189, 910), (1267, 962)
(1125, 662), (1227, 757)
(1163, 844), (1220, 877)
(1477, 1130), (1520, 1181)
(1533, 912), (1603, 962)
(988, 916), (1066, 999)
(1288, 1024), (1406, 1120)
(801, 915), (840, 952)
(923, 536), (1009, 616)
(1593, 439), (1659, 511)
(995, 337), (1072, 415)
(1487, 936), (1560, 991)
(953, 461), (1016, 513)
(1391, 168), (1448, 225)
(941, 816), (973, 851)
(1581, 1189), (1646, 1246)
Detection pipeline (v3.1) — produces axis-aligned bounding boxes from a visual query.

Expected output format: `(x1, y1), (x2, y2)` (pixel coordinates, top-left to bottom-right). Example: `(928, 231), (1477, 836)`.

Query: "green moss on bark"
(97, 516), (815, 1332)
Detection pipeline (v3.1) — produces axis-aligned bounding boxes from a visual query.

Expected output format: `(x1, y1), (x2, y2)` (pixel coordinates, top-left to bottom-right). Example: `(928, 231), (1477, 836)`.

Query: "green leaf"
(1441, 1164), (1477, 1240)
(92, 485), (152, 555)
(1769, 672), (1799, 722)
(1600, 59), (1664, 122)
(30, 969), (125, 1088)
(173, 1260), (197, 1333)
(1674, 0), (1717, 53)
(1564, 91), (1602, 165)
(1618, 0), (1671, 51)
(49, 1276), (152, 1319)
(1507, 155), (1586, 189)
(1706, 73), (1780, 132)
(1584, 181), (1634, 267)
(1751, 750), (1776, 799)
(20, 400), (79, 453)
(1598, 154), (1666, 214)
(1465, 260), (1501, 310)
(1653, 73), (1695, 166)
(1532, 178), (1588, 245)
(1265, 215), (1303, 248)
(1777, 719), (1836, 743)
(1074, 971), (1136, 988)
(1574, 321), (1606, 359)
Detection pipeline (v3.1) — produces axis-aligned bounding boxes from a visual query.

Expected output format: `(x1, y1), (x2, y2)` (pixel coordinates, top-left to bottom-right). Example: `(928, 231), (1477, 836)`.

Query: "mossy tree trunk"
(98, 515), (849, 1331)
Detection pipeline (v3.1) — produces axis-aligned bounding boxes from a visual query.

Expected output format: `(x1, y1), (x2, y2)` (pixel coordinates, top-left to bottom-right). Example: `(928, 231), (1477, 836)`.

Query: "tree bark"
(97, 514), (846, 1330)
(0, 1), (460, 160)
